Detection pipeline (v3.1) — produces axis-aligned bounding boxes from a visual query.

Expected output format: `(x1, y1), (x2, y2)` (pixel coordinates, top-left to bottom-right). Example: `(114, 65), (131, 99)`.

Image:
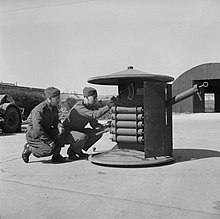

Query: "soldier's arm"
(80, 105), (110, 119)
(53, 108), (64, 134)
(31, 108), (53, 145)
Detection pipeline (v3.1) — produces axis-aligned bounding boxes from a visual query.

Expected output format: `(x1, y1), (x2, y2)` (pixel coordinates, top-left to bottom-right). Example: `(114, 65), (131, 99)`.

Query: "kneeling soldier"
(22, 87), (66, 163)
(63, 87), (115, 160)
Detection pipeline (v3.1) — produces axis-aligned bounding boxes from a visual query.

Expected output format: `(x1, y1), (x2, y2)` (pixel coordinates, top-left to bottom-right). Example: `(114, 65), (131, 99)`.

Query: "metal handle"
(199, 81), (209, 89)
(197, 81), (209, 101)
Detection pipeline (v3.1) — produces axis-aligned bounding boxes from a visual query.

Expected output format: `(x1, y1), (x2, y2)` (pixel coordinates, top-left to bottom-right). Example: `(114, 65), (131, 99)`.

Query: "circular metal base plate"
(88, 148), (174, 167)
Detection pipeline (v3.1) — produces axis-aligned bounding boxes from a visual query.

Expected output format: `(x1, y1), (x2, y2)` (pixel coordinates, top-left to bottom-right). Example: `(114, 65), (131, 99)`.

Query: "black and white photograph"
(0, 0), (220, 218)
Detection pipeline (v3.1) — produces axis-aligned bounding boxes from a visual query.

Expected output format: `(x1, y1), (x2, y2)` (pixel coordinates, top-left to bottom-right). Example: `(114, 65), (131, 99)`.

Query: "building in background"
(172, 63), (220, 113)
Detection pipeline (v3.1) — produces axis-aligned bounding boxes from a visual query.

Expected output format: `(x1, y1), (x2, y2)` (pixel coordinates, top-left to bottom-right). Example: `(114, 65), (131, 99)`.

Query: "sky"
(0, 0), (220, 95)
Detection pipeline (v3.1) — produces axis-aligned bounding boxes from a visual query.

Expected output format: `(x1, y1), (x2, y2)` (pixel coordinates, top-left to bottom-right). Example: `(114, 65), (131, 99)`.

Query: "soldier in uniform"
(63, 87), (116, 160)
(22, 87), (66, 163)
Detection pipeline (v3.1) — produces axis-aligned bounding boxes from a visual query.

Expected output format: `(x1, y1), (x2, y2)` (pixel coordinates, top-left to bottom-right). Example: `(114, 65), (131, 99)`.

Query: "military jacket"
(26, 100), (62, 144)
(63, 101), (109, 131)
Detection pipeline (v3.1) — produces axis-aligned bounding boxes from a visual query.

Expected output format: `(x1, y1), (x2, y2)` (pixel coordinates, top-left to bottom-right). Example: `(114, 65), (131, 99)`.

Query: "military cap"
(83, 87), (97, 97)
(44, 87), (60, 98)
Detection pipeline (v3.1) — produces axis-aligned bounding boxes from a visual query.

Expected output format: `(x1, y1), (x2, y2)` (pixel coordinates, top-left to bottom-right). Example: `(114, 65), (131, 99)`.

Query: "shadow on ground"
(0, 133), (16, 136)
(173, 148), (220, 163)
(29, 157), (88, 165)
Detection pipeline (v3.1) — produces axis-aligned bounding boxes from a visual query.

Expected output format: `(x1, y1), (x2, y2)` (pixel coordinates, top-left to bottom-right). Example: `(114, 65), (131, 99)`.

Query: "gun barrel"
(171, 82), (208, 105)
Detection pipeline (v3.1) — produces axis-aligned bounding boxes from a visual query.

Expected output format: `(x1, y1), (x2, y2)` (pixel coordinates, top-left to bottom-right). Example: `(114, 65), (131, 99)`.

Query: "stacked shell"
(110, 106), (144, 144)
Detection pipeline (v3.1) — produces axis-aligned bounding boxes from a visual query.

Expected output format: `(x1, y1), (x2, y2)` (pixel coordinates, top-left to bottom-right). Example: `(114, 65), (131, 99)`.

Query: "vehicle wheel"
(2, 106), (21, 133)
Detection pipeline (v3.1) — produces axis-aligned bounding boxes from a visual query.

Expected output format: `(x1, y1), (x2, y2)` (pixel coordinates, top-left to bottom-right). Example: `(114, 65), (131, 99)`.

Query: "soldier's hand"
(108, 96), (117, 108)
(58, 126), (65, 135)
(95, 123), (104, 130)
(104, 120), (111, 128)
(49, 142), (56, 149)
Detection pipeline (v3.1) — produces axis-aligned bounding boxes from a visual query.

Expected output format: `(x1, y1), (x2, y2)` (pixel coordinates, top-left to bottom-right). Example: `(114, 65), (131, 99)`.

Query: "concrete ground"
(0, 113), (220, 219)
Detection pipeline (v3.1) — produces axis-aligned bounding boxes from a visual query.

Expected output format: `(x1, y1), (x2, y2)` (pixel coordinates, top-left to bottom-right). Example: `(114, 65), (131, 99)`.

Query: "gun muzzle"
(171, 81), (208, 105)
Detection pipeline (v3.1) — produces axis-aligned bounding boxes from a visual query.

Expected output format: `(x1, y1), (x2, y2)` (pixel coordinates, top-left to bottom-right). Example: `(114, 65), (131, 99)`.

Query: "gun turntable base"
(88, 148), (174, 167)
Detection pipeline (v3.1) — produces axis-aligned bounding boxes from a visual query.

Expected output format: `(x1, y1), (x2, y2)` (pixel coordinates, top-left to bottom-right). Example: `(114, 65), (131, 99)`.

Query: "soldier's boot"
(51, 154), (66, 163)
(77, 151), (89, 160)
(22, 143), (32, 163)
(66, 147), (78, 161)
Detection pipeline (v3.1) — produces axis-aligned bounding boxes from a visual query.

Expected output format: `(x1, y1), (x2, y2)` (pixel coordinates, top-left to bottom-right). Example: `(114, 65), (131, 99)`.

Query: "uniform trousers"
(26, 128), (65, 158)
(65, 128), (102, 155)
